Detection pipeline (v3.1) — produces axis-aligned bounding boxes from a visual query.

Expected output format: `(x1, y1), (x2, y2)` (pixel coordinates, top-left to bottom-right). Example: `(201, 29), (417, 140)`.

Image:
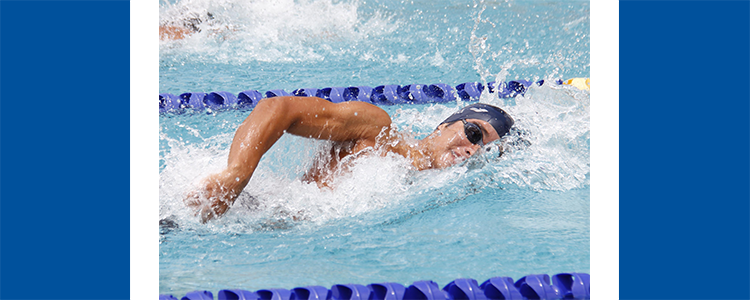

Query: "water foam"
(159, 0), (590, 230)
(160, 0), (399, 64)
(159, 126), (424, 233)
(159, 82), (589, 232)
(492, 83), (590, 191)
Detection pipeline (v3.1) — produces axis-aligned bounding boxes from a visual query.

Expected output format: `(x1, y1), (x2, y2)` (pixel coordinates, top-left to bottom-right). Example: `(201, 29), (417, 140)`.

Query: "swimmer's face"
(430, 118), (501, 168)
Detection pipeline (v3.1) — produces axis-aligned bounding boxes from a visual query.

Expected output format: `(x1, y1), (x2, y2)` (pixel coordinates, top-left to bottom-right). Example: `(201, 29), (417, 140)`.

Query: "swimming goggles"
(461, 119), (484, 146)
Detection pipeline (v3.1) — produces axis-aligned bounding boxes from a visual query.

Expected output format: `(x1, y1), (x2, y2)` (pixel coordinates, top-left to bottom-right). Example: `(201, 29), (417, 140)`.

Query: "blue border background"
(0, 1), (748, 299)
(0, 1), (130, 299)
(620, 1), (749, 299)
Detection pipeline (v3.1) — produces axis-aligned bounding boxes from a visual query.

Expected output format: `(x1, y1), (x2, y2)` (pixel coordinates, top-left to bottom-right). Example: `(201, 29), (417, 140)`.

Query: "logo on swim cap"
(440, 103), (514, 138)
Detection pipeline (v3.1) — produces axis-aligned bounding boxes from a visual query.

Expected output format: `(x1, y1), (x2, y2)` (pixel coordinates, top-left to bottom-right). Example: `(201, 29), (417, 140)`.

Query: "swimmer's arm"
(186, 96), (391, 222)
(159, 25), (191, 40)
(282, 97), (392, 141)
(229, 95), (391, 173)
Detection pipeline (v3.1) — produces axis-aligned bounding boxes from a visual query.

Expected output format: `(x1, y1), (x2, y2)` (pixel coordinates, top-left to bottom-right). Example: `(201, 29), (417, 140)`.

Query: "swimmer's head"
(183, 12), (214, 32)
(439, 103), (514, 138)
(424, 103), (514, 168)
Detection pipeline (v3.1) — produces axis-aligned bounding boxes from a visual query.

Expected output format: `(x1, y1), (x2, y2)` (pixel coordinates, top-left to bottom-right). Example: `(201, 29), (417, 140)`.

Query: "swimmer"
(159, 12), (214, 40)
(185, 96), (514, 222)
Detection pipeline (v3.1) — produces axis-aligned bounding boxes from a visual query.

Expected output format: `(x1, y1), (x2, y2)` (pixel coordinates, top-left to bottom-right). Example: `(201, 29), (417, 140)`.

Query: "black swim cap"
(439, 103), (514, 138)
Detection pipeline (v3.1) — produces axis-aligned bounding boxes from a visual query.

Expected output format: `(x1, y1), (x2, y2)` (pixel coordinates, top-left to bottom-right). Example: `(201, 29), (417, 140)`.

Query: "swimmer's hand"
(184, 172), (242, 223)
(183, 191), (218, 224)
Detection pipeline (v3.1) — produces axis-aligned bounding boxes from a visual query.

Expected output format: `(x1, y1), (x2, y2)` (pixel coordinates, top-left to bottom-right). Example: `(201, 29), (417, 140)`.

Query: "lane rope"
(160, 272), (590, 300)
(159, 79), (589, 113)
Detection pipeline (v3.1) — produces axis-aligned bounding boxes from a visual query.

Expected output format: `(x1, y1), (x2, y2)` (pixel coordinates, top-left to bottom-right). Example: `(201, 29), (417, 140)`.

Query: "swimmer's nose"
(464, 145), (478, 157)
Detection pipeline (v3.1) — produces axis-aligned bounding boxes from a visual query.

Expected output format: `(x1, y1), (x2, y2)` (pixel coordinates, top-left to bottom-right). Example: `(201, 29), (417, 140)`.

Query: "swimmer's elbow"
(256, 96), (308, 115)
(348, 103), (391, 138)
(373, 109), (392, 128)
(255, 96), (287, 111)
(343, 101), (391, 127)
(253, 97), (297, 123)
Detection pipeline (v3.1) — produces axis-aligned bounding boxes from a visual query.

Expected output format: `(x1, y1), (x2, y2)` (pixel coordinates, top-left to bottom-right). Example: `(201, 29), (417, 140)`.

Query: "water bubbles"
(159, 0), (589, 228)
(493, 84), (590, 191)
(160, 0), (399, 66)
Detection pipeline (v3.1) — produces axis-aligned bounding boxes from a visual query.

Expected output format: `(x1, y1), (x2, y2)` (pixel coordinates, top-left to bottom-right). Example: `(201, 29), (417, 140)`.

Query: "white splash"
(159, 0), (399, 64)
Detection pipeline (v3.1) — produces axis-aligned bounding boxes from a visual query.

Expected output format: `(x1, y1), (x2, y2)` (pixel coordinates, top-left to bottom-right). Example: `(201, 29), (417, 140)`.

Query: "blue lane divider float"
(368, 282), (405, 300)
(160, 272), (589, 300)
(159, 79), (568, 114)
(293, 286), (331, 300)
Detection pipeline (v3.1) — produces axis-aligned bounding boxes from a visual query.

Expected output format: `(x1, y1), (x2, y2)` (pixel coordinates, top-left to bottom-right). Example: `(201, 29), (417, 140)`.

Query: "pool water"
(159, 0), (589, 295)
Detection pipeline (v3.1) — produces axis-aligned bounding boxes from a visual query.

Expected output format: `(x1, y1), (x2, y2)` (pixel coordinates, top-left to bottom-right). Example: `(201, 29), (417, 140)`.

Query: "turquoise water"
(159, 0), (589, 295)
